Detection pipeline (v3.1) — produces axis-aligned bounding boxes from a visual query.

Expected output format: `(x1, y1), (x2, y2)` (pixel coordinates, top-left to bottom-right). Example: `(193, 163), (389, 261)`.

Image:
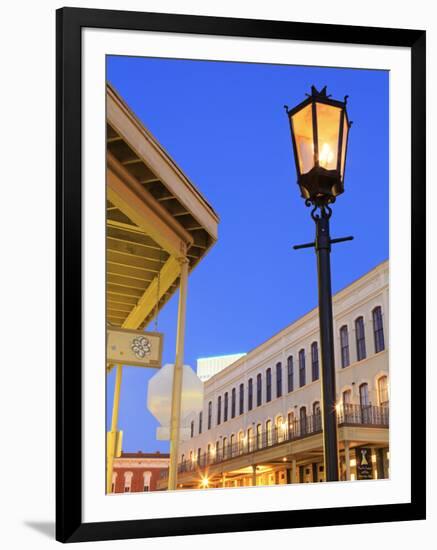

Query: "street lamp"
(285, 86), (353, 482)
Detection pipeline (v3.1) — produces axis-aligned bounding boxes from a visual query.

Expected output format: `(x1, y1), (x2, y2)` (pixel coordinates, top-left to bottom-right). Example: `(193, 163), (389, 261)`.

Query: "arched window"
(247, 427), (254, 452)
(288, 411), (295, 437)
(342, 389), (351, 404)
(373, 306), (385, 353)
(190, 420), (194, 438)
(223, 437), (228, 459)
(299, 349), (306, 387)
(238, 431), (245, 454)
(215, 440), (220, 460)
(224, 392), (228, 422)
(359, 382), (371, 423)
(256, 423), (262, 449)
(124, 471), (133, 493)
(340, 325), (350, 368)
(230, 434), (235, 457)
(276, 415), (285, 442)
(311, 342), (319, 381)
(300, 406), (307, 435)
(266, 368), (272, 402)
(378, 375), (389, 406)
(208, 401), (212, 430)
(206, 444), (211, 463)
(248, 378), (253, 410)
(197, 447), (202, 464)
(287, 356), (294, 392)
(355, 317), (367, 361)
(111, 472), (117, 493)
(276, 362), (282, 397)
(217, 395), (222, 425)
(198, 411), (203, 434)
(231, 387), (236, 418)
(143, 471), (151, 492)
(266, 420), (272, 446)
(313, 401), (321, 431)
(256, 373), (262, 407)
(239, 383), (244, 414)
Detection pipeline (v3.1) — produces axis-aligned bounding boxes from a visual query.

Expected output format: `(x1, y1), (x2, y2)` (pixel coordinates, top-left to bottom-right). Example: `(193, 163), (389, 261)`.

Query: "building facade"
(159, 261), (389, 490)
(112, 452), (170, 493)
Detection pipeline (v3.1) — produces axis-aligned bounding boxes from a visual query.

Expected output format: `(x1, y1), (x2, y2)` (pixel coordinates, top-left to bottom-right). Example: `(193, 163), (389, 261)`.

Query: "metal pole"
(168, 258), (189, 490)
(315, 210), (339, 481)
(106, 364), (123, 493)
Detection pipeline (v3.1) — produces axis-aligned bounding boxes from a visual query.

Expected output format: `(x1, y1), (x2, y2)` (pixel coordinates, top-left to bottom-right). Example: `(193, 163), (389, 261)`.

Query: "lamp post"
(285, 86), (352, 482)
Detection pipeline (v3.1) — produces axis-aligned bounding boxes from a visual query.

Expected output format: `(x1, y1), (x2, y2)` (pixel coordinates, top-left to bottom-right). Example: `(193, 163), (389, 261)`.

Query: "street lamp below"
(285, 85), (351, 207)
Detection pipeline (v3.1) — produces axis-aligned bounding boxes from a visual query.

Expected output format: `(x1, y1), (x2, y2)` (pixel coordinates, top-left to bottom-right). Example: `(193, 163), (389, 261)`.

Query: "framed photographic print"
(56, 7), (426, 543)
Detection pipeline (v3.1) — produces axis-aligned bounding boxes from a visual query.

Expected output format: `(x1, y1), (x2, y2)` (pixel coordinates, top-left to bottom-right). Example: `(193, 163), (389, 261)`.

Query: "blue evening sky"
(106, 56), (389, 453)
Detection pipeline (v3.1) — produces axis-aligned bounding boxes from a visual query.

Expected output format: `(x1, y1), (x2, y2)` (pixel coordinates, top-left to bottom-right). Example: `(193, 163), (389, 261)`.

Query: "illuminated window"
(340, 325), (350, 368)
(373, 306), (385, 353)
(276, 362), (282, 397)
(287, 356), (294, 392)
(355, 317), (366, 361)
(378, 376), (389, 406)
(266, 420), (272, 446)
(256, 424), (262, 449)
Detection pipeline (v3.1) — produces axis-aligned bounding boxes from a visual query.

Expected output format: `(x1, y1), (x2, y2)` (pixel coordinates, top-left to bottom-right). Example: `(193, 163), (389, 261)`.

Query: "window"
(276, 362), (282, 397)
(111, 472), (117, 493)
(276, 415), (284, 442)
(299, 349), (306, 387)
(266, 368), (272, 402)
(359, 383), (369, 405)
(300, 406), (307, 435)
(248, 378), (253, 410)
(287, 356), (294, 392)
(238, 431), (245, 454)
(215, 440), (220, 460)
(311, 342), (319, 381)
(198, 411), (202, 434)
(256, 423), (262, 449)
(373, 306), (385, 353)
(257, 373), (262, 406)
(197, 448), (202, 464)
(247, 427), (254, 452)
(231, 388), (236, 418)
(378, 375), (389, 406)
(207, 444), (211, 463)
(208, 401), (212, 429)
(217, 395), (222, 425)
(230, 434), (235, 457)
(124, 471), (133, 493)
(288, 411), (295, 435)
(355, 316), (367, 361)
(340, 325), (350, 368)
(313, 401), (321, 431)
(359, 383), (370, 423)
(224, 392), (228, 422)
(190, 420), (194, 438)
(239, 383), (244, 415)
(342, 389), (351, 404)
(143, 471), (151, 492)
(223, 437), (227, 459)
(266, 420), (272, 446)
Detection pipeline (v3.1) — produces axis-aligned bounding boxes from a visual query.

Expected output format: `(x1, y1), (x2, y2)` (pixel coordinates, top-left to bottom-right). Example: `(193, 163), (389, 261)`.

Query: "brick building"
(112, 452), (169, 493)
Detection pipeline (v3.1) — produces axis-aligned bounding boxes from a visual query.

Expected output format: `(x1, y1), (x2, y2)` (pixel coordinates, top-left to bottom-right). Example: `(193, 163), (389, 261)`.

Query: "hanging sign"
(356, 447), (373, 480)
(107, 328), (163, 368)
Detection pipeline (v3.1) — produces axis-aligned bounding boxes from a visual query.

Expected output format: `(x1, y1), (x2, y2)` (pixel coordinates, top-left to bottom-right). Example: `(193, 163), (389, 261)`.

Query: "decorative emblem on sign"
(131, 336), (151, 359)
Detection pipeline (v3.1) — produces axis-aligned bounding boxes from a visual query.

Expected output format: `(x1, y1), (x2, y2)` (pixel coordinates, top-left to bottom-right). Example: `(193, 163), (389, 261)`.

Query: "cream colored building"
(159, 260), (389, 489)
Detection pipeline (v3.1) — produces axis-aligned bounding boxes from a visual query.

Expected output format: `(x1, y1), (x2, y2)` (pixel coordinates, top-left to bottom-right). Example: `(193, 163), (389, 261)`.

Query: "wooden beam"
(122, 256), (181, 329)
(107, 153), (193, 258)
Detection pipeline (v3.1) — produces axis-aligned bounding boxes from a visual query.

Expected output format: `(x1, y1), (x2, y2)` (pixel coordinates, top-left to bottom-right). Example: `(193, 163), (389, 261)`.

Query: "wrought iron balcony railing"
(160, 404), (389, 477)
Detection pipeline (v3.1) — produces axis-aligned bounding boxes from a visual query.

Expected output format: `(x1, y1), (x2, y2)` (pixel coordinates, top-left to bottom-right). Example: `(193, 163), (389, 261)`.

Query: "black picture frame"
(56, 7), (426, 543)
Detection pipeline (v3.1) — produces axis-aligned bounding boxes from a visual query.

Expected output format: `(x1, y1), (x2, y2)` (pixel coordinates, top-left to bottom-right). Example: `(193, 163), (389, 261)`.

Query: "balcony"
(171, 404), (389, 475)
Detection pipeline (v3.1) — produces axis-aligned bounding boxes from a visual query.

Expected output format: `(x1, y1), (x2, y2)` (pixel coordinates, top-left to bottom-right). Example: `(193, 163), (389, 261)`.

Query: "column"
(222, 473), (226, 488)
(291, 459), (297, 483)
(344, 440), (351, 481)
(168, 258), (189, 491)
(252, 465), (257, 486)
(106, 363), (123, 493)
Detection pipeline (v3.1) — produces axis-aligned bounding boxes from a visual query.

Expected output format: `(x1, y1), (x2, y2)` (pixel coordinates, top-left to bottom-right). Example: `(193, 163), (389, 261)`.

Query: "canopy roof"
(106, 84), (219, 331)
